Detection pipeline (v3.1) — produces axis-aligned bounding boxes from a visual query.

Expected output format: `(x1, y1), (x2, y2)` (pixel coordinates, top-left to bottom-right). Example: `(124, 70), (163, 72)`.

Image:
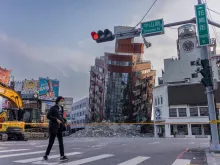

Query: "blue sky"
(0, 0), (219, 100)
(0, 0), (152, 46)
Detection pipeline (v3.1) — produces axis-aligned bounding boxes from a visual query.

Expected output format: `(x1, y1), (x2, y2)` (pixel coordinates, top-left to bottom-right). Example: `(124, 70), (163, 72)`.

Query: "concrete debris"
(70, 124), (154, 138)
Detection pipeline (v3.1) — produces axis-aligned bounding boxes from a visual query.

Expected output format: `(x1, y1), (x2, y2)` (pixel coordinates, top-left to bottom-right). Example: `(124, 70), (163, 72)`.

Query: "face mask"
(58, 101), (64, 106)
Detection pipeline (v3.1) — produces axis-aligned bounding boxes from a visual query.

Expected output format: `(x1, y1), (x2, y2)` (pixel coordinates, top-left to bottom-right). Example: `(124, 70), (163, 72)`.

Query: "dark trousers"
(45, 132), (64, 157)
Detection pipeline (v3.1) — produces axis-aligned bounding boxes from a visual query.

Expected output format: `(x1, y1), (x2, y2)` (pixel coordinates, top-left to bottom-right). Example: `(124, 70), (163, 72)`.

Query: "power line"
(133, 0), (158, 29)
(203, 0), (220, 44)
(207, 8), (220, 16)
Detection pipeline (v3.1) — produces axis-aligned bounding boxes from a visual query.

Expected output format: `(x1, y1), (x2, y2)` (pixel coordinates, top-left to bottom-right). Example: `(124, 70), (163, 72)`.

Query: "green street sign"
(195, 4), (210, 46)
(141, 19), (164, 37)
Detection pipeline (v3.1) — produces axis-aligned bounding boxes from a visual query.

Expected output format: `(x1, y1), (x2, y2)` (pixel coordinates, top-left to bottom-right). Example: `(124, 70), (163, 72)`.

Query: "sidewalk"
(206, 150), (220, 165)
(183, 148), (207, 165)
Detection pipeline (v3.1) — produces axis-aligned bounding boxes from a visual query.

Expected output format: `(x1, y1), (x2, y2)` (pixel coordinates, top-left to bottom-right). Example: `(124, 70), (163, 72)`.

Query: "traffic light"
(200, 59), (213, 87)
(91, 29), (115, 43)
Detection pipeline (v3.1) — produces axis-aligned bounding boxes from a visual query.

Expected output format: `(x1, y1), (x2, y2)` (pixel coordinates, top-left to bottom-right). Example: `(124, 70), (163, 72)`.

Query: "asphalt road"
(0, 137), (209, 165)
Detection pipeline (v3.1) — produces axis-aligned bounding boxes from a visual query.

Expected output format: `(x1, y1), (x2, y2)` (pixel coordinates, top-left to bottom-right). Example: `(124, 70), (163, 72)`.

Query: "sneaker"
(43, 155), (48, 161)
(60, 156), (69, 162)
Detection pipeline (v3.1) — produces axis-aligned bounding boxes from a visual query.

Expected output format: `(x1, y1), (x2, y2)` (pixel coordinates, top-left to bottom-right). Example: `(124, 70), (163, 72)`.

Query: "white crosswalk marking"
(32, 161), (57, 165)
(0, 150), (49, 159)
(14, 152), (82, 164)
(171, 159), (191, 165)
(61, 154), (114, 165)
(1, 149), (194, 165)
(35, 144), (58, 148)
(0, 149), (30, 153)
(118, 156), (150, 165)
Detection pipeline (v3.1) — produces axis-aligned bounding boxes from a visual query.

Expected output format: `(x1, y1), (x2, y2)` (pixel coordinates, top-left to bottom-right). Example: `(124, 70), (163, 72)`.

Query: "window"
(169, 108), (177, 117)
(190, 107), (198, 116)
(178, 108), (187, 117)
(191, 73), (198, 78)
(173, 125), (188, 135)
(218, 70), (220, 80)
(199, 107), (209, 116)
(158, 98), (160, 105)
(191, 124), (202, 135)
(160, 97), (163, 104)
(155, 98), (157, 105)
(99, 67), (104, 73)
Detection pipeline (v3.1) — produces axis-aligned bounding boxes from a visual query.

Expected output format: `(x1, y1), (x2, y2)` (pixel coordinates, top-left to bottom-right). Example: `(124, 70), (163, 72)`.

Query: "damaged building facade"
(89, 26), (156, 123)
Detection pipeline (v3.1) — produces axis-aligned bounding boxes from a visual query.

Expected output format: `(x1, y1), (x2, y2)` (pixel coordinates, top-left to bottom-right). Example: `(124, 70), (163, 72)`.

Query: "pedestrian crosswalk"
(0, 148), (193, 165)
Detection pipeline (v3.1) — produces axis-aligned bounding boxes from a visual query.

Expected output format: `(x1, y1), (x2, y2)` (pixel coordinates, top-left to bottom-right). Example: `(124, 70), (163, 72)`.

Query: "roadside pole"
(197, 0), (220, 151)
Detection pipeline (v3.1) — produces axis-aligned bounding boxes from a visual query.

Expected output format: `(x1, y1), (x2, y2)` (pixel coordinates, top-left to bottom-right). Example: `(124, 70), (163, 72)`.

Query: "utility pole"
(197, 0), (220, 151)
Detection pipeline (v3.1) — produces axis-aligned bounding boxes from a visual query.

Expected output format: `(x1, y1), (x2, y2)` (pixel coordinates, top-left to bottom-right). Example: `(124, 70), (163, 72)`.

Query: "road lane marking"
(0, 147), (7, 149)
(118, 156), (150, 165)
(15, 152), (82, 164)
(35, 145), (48, 148)
(0, 151), (46, 159)
(171, 159), (191, 165)
(33, 161), (57, 165)
(91, 144), (105, 148)
(148, 141), (160, 144)
(61, 154), (114, 165)
(0, 143), (29, 146)
(35, 144), (58, 148)
(0, 149), (30, 153)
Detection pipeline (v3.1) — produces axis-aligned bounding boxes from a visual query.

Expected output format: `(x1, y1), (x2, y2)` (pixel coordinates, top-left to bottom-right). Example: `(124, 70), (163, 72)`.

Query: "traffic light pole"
(201, 47), (220, 151)
(198, 0), (220, 151)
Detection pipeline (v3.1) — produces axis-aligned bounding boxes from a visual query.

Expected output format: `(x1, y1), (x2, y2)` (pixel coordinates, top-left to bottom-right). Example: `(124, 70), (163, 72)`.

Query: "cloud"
(1, 0), (219, 100)
(127, 0), (219, 83)
(0, 32), (113, 99)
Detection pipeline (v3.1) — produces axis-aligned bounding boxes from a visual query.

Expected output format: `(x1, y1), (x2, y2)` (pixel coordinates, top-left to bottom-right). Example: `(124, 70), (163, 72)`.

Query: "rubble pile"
(70, 124), (153, 138)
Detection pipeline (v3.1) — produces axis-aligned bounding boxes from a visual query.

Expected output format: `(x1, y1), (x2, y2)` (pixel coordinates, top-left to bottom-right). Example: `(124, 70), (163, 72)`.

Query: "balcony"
(95, 90), (103, 98)
(96, 80), (104, 87)
(142, 93), (148, 100)
(136, 60), (151, 64)
(132, 99), (142, 105)
(91, 66), (105, 77)
(135, 81), (142, 86)
(133, 89), (141, 96)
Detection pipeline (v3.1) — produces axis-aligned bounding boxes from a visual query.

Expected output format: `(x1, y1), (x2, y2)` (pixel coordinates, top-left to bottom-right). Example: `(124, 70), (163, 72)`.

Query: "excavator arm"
(0, 82), (23, 109)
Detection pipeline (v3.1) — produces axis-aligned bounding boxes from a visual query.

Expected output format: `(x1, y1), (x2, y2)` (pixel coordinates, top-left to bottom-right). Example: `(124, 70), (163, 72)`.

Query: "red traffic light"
(91, 32), (98, 40)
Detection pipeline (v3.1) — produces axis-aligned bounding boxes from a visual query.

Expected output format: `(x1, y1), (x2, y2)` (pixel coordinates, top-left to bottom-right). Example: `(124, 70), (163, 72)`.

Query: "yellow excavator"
(0, 82), (49, 141)
(0, 82), (27, 141)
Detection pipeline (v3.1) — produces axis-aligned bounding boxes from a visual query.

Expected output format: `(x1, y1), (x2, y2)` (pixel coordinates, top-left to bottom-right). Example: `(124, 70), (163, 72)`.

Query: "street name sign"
(195, 4), (210, 46)
(141, 19), (164, 37)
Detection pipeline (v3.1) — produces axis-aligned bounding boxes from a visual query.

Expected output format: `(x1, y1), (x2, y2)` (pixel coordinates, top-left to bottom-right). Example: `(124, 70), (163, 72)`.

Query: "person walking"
(43, 96), (69, 162)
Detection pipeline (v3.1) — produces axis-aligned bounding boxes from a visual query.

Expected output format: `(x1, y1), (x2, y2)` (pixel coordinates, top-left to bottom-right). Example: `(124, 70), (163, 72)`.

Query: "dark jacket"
(47, 104), (67, 134)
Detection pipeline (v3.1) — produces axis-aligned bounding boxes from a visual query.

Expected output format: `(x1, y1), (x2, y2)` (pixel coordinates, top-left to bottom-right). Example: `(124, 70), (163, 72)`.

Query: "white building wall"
(210, 54), (220, 82)
(152, 84), (210, 138)
(71, 98), (89, 129)
(163, 38), (219, 84)
(163, 37), (204, 84)
(153, 85), (169, 121)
